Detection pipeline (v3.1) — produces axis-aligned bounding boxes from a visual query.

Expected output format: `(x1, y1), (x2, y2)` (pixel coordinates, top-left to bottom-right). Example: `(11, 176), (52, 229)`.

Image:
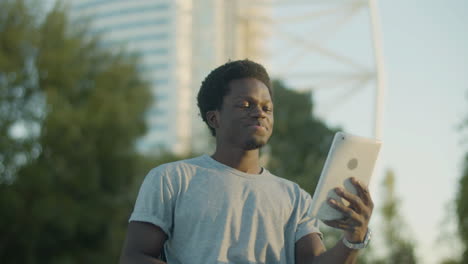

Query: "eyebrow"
(234, 96), (272, 103)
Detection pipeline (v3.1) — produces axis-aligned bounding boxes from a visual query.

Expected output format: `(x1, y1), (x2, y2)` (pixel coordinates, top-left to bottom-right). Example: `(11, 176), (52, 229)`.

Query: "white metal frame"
(241, 0), (386, 139)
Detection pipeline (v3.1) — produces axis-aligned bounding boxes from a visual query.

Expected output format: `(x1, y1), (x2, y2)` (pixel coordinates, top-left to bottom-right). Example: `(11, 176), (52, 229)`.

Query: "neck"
(211, 145), (262, 174)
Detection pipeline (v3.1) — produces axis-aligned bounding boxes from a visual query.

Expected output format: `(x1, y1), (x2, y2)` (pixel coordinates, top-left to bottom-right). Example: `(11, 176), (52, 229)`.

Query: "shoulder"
(143, 155), (208, 189)
(149, 155), (207, 175)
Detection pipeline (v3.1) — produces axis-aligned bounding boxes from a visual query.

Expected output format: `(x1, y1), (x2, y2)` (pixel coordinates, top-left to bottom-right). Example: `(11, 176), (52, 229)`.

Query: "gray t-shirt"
(130, 155), (322, 264)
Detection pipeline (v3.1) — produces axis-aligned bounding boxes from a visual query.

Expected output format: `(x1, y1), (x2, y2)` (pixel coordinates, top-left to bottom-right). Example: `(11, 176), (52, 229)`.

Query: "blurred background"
(0, 0), (466, 263)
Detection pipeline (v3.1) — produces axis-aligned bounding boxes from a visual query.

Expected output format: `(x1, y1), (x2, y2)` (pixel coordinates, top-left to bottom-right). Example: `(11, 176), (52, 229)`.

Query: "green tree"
(0, 1), (153, 262)
(456, 152), (468, 263)
(267, 80), (339, 194)
(435, 201), (462, 264)
(375, 169), (418, 264)
(438, 259), (460, 264)
(266, 81), (381, 263)
(0, 0), (43, 182)
(452, 89), (468, 264)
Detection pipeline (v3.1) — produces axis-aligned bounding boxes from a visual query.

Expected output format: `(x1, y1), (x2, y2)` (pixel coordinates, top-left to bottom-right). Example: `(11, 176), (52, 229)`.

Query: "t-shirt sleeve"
(295, 189), (323, 242)
(129, 166), (176, 238)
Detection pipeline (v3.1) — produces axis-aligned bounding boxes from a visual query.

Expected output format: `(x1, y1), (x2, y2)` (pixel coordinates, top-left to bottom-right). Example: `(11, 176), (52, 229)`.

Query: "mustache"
(245, 121), (269, 128)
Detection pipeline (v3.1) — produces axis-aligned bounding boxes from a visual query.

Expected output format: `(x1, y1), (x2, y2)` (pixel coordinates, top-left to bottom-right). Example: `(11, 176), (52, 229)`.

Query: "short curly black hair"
(197, 59), (272, 136)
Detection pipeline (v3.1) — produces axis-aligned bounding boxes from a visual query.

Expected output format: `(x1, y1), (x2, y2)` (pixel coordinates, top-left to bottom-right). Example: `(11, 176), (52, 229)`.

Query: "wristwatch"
(342, 228), (372, 250)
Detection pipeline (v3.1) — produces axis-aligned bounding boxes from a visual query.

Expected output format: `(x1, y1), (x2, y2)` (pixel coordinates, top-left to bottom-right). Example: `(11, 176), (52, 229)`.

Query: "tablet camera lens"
(347, 158), (358, 170)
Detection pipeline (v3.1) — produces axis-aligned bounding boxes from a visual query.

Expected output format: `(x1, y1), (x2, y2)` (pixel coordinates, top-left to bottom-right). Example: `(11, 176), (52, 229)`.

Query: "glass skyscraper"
(68, 0), (267, 154)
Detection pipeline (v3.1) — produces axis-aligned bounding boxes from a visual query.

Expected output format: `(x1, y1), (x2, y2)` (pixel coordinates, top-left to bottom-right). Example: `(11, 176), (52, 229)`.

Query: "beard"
(243, 137), (268, 150)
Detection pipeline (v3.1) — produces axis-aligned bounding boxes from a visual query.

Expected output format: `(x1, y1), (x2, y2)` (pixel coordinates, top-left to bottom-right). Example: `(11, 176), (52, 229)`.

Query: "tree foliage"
(0, 1), (154, 262)
(267, 80), (339, 194)
(0, 0), (43, 182)
(456, 153), (468, 263)
(375, 169), (418, 264)
(267, 81), (395, 263)
(266, 81), (351, 252)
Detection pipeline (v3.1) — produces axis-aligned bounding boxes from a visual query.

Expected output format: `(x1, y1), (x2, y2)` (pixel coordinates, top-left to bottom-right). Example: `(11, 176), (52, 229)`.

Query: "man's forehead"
(228, 77), (266, 87)
(227, 78), (270, 96)
(232, 94), (272, 102)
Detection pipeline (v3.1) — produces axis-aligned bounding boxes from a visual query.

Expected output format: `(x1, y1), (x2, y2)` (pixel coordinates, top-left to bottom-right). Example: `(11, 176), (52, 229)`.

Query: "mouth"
(247, 123), (268, 132)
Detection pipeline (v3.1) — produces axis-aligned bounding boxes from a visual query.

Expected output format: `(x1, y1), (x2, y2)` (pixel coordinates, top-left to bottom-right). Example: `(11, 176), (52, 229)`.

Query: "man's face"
(214, 78), (274, 150)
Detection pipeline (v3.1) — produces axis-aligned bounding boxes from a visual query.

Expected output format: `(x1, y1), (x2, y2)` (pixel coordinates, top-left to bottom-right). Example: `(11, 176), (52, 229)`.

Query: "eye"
(263, 105), (273, 112)
(239, 101), (250, 108)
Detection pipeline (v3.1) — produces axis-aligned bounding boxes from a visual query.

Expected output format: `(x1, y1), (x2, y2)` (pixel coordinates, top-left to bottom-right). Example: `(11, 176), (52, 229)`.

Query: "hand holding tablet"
(310, 132), (382, 222)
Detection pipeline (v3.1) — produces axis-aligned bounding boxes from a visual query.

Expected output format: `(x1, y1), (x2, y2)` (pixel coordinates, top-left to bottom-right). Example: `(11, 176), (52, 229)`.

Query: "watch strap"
(342, 228), (372, 250)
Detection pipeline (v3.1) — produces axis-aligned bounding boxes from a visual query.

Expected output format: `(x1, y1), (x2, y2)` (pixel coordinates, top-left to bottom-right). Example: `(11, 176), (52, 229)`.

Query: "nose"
(250, 105), (267, 118)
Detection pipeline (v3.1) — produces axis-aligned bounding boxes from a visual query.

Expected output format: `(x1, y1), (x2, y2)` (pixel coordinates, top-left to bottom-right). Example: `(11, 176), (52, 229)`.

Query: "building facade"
(68, 0), (268, 154)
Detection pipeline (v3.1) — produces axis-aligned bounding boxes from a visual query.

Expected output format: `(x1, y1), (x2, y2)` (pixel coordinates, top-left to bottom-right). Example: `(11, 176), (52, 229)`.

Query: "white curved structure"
(67, 0), (385, 153)
(258, 0), (386, 139)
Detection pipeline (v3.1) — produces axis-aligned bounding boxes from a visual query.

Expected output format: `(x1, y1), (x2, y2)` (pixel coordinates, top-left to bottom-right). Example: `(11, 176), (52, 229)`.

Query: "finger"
(348, 178), (374, 220)
(323, 220), (350, 230)
(328, 198), (363, 223)
(351, 177), (374, 209)
(335, 187), (366, 214)
(323, 219), (359, 231)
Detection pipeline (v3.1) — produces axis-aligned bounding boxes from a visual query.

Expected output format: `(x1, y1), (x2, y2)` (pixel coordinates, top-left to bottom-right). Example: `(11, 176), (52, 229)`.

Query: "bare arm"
(295, 233), (360, 264)
(295, 177), (374, 264)
(119, 221), (168, 264)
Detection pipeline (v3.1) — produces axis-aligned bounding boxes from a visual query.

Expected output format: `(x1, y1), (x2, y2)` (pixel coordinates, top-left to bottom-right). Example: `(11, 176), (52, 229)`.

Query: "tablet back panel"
(310, 132), (381, 221)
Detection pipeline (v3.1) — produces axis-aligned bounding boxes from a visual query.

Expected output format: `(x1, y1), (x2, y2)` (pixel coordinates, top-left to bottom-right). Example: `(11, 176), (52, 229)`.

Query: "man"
(119, 60), (373, 264)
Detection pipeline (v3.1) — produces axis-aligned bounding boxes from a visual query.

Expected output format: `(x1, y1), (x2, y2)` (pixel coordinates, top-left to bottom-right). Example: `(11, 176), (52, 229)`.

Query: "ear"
(206, 110), (220, 129)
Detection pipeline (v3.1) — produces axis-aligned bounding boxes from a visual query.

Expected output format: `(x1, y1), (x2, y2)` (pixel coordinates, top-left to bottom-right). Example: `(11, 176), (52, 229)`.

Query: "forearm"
(119, 253), (166, 264)
(311, 240), (360, 264)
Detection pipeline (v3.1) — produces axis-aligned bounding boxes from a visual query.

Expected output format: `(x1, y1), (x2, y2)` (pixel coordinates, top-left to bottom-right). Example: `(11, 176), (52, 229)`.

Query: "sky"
(375, 1), (467, 261)
(266, 1), (467, 263)
(42, 0), (467, 263)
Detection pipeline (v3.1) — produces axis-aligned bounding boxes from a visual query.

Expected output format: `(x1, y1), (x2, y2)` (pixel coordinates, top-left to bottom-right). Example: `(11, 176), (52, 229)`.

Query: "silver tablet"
(310, 132), (382, 221)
